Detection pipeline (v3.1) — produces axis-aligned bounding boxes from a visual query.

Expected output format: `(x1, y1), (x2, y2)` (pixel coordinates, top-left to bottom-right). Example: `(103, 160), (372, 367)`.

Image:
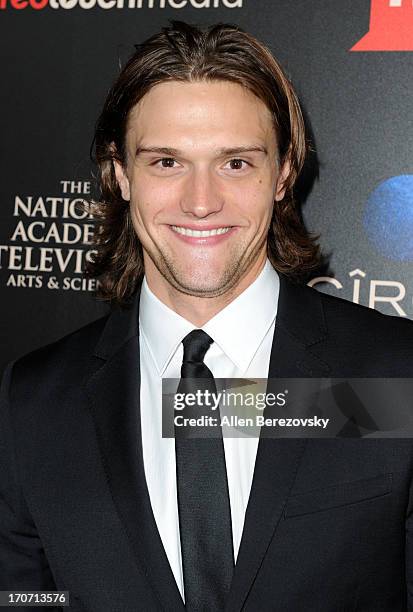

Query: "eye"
(154, 158), (179, 168)
(160, 158), (176, 168)
(225, 158), (250, 171)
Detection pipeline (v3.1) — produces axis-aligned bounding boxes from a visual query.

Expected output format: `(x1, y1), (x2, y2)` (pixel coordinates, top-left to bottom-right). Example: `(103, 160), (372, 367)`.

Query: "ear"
(274, 158), (291, 202)
(113, 157), (131, 202)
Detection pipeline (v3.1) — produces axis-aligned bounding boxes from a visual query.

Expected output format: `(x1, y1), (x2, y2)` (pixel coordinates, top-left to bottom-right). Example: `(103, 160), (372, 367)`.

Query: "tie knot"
(182, 329), (213, 364)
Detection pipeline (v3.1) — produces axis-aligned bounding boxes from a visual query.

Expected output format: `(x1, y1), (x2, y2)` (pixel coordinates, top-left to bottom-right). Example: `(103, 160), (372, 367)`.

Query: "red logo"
(351, 0), (413, 51)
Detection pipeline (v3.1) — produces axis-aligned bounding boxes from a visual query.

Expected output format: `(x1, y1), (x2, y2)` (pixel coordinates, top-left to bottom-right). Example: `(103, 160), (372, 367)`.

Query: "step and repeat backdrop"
(1, 0), (413, 374)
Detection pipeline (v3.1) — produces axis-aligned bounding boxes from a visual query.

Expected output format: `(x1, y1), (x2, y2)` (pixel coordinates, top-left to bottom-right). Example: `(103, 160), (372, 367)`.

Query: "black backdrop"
(1, 0), (413, 375)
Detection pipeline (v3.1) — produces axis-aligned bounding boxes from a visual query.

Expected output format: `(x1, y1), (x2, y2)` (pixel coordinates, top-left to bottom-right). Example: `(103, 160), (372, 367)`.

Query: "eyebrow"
(135, 145), (268, 157)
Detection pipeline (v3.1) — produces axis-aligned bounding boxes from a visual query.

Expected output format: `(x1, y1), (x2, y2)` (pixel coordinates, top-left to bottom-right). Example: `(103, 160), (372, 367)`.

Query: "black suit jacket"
(1, 277), (413, 611)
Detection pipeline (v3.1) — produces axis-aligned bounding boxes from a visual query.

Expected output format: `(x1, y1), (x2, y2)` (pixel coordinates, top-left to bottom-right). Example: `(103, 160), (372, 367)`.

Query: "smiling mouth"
(171, 226), (232, 237)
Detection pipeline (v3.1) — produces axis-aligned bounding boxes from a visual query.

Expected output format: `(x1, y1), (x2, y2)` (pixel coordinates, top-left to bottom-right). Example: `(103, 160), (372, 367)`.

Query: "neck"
(145, 257), (267, 326)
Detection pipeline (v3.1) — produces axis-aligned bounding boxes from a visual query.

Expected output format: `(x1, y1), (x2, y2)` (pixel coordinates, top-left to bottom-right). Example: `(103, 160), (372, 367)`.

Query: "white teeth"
(171, 226), (231, 237)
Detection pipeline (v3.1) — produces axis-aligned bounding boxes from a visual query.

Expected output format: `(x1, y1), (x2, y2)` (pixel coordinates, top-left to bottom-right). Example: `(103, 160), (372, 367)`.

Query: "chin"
(152, 249), (247, 297)
(169, 268), (240, 298)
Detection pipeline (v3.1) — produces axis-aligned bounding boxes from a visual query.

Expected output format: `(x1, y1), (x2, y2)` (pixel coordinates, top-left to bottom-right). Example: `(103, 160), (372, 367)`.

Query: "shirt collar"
(203, 260), (279, 371)
(139, 259), (279, 375)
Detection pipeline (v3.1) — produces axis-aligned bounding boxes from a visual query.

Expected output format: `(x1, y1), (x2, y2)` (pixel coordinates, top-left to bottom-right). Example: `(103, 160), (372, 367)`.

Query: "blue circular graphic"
(363, 175), (413, 261)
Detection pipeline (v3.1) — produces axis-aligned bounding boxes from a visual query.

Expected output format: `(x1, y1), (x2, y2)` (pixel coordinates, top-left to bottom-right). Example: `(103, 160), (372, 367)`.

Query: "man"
(1, 20), (413, 611)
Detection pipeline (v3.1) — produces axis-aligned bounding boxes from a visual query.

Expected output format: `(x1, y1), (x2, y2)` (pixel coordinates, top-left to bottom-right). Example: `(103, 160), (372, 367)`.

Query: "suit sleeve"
(0, 362), (58, 597)
(406, 457), (413, 610)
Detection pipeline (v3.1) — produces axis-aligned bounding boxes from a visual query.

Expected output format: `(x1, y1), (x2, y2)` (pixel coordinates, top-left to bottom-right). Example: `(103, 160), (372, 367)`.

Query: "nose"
(180, 167), (224, 218)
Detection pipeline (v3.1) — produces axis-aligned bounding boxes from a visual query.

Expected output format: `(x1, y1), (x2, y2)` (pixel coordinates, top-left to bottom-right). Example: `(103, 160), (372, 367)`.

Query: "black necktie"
(175, 329), (234, 610)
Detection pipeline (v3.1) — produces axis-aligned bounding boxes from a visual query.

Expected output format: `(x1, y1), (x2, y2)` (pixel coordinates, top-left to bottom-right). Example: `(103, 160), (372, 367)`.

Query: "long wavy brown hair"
(87, 20), (320, 304)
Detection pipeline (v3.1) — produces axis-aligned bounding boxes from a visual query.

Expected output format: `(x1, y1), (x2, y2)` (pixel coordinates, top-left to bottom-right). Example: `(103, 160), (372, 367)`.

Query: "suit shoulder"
(317, 287), (413, 339)
(9, 314), (110, 389)
(280, 277), (413, 344)
(309, 287), (413, 375)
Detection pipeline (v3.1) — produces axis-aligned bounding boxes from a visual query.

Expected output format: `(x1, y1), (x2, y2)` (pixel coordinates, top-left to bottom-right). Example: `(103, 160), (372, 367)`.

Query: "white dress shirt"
(139, 259), (280, 599)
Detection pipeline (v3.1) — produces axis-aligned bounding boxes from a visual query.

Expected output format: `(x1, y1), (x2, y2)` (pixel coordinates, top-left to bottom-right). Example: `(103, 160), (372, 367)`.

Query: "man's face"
(114, 80), (289, 299)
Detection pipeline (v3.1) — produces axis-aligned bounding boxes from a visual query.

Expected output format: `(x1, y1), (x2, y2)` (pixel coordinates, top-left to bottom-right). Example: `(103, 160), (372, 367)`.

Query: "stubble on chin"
(151, 254), (236, 297)
(148, 240), (264, 299)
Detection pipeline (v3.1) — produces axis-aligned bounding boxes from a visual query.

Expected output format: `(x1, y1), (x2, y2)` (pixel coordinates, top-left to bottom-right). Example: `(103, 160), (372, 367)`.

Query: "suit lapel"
(83, 276), (332, 612)
(226, 277), (331, 612)
(84, 292), (185, 612)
